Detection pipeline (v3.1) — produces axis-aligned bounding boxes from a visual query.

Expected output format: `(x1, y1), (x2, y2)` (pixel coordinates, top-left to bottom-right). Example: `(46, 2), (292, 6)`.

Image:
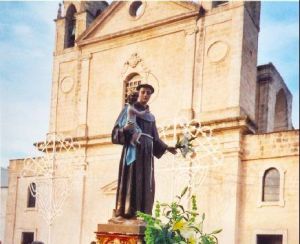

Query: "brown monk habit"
(111, 102), (168, 218)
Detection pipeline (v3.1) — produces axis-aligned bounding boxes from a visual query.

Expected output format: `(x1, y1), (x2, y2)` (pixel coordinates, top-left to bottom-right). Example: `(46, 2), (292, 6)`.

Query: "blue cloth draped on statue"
(114, 104), (155, 165)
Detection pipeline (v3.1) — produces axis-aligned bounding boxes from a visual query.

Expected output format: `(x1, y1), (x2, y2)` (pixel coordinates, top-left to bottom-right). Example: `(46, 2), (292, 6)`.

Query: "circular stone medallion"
(207, 41), (229, 63)
(60, 77), (74, 93)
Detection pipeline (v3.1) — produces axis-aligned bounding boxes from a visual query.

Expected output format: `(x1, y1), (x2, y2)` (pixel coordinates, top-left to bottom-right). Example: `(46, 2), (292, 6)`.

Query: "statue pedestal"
(95, 221), (146, 244)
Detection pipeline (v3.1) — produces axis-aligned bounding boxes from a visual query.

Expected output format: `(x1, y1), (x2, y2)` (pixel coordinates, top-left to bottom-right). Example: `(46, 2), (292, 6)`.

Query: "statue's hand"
(124, 122), (134, 131)
(167, 146), (177, 155)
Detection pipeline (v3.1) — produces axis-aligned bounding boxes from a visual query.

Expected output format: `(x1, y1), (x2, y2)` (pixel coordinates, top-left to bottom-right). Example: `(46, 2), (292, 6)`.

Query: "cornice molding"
(34, 116), (257, 150)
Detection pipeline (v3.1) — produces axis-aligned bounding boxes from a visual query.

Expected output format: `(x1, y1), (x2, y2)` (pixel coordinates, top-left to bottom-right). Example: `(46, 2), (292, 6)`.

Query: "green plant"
(137, 187), (222, 244)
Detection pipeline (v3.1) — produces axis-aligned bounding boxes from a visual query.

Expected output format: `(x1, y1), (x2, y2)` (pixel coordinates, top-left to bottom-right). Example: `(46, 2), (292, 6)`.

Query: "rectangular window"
(21, 232), (34, 244)
(27, 183), (36, 208)
(257, 234), (283, 244)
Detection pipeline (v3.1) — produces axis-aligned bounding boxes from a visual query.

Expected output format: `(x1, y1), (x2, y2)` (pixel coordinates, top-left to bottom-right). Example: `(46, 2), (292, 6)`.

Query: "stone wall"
(239, 130), (299, 243)
(50, 1), (264, 137)
(256, 63), (293, 133)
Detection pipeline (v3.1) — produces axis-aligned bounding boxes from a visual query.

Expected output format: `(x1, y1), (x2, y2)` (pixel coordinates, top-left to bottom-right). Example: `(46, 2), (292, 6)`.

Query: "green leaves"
(137, 187), (222, 244)
(180, 186), (189, 198)
(210, 229), (222, 235)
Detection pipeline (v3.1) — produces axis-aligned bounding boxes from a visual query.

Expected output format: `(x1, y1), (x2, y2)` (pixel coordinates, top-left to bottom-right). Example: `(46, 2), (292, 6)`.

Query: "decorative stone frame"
(252, 229), (287, 244)
(206, 40), (230, 64)
(257, 166), (285, 207)
(60, 76), (74, 94)
(121, 53), (159, 105)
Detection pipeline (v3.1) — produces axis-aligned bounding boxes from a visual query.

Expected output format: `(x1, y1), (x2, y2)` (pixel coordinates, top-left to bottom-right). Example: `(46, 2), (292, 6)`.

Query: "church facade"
(4, 1), (299, 244)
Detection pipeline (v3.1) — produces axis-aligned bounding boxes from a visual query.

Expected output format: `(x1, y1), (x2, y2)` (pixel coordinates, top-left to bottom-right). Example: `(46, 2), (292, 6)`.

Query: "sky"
(0, 1), (299, 169)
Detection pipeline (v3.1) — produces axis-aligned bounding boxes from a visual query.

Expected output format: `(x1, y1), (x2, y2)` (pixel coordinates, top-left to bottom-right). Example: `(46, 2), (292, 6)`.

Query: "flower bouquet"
(137, 187), (222, 244)
(175, 132), (197, 159)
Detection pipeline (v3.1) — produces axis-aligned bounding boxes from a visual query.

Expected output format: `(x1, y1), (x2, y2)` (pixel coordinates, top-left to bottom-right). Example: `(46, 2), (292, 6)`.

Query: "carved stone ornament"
(125, 53), (142, 68)
(122, 53), (151, 75)
(121, 52), (159, 103)
(60, 76), (74, 93)
(207, 40), (229, 63)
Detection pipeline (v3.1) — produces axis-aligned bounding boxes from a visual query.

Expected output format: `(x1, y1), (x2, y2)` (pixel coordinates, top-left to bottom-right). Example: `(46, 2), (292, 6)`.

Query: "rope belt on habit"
(139, 133), (154, 192)
(139, 133), (153, 140)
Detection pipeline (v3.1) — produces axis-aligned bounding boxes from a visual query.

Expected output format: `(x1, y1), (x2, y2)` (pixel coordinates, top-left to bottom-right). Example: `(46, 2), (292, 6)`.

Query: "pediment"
(77, 1), (199, 46)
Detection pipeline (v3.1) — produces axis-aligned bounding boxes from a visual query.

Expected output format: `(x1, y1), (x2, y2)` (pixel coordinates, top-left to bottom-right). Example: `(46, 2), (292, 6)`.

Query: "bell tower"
(193, 1), (261, 126)
(54, 1), (109, 54)
(49, 1), (109, 137)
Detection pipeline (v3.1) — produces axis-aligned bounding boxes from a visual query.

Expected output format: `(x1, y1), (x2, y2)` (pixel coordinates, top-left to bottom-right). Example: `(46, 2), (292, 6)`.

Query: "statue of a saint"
(111, 84), (177, 222)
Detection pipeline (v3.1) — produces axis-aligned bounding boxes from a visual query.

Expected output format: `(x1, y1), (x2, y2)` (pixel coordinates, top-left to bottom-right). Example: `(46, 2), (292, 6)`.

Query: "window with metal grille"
(262, 168), (280, 202)
(124, 74), (141, 103)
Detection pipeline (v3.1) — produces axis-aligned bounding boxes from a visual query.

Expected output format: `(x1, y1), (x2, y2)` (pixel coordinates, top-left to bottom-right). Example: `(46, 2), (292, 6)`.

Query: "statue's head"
(136, 84), (154, 105)
(126, 91), (139, 105)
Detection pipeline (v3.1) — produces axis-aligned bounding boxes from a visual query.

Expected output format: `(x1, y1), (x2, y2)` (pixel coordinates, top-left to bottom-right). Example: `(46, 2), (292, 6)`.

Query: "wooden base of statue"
(95, 218), (146, 244)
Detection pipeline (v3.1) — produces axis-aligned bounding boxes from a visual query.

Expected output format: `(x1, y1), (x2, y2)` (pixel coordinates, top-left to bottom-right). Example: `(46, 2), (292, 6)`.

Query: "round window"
(129, 1), (144, 18)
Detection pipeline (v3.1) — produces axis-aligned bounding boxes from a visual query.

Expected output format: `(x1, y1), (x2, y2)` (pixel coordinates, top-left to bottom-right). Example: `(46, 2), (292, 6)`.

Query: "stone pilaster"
(180, 25), (198, 120)
(77, 54), (92, 137)
(49, 59), (60, 134)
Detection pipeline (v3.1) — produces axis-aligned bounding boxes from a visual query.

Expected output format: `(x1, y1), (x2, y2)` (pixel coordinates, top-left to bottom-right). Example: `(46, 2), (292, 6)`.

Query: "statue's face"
(137, 87), (152, 105)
